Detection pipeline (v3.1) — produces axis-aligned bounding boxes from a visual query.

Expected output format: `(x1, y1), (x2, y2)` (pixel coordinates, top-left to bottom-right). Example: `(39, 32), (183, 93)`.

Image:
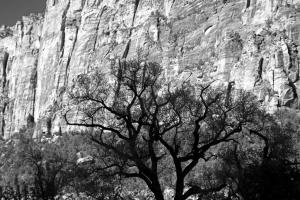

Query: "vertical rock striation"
(0, 0), (299, 138)
(0, 15), (43, 138)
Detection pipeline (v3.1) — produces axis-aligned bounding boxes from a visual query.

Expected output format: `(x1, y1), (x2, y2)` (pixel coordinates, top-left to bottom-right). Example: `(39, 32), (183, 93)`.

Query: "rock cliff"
(0, 0), (299, 138)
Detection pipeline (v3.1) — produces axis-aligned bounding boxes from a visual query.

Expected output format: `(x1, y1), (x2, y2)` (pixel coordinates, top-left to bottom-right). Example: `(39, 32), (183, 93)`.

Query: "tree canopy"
(64, 59), (282, 200)
(0, 59), (299, 200)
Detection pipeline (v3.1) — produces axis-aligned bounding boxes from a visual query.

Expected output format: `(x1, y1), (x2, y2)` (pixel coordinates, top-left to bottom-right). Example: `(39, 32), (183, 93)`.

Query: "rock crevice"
(0, 0), (299, 137)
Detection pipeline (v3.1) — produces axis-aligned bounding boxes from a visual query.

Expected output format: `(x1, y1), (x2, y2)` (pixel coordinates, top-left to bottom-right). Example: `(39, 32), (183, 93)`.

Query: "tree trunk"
(174, 176), (184, 200)
(153, 191), (165, 200)
(149, 181), (164, 200)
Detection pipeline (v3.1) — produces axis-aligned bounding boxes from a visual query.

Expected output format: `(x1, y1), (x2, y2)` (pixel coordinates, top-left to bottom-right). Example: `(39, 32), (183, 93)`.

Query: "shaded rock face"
(0, 0), (299, 138)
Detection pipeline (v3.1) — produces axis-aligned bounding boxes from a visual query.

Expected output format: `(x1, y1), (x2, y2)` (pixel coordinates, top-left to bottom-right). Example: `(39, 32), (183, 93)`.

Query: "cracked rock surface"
(0, 0), (299, 138)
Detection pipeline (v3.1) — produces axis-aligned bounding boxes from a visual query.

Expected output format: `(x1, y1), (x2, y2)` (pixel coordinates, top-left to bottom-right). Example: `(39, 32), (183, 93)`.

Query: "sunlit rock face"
(0, 0), (299, 138)
(0, 15), (43, 138)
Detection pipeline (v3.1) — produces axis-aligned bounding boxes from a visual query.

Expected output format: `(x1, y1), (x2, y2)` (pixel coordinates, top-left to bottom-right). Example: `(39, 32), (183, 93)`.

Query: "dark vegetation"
(0, 59), (299, 200)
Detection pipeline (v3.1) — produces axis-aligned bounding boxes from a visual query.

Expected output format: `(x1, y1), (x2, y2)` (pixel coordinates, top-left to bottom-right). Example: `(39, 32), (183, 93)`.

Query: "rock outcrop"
(0, 0), (299, 138)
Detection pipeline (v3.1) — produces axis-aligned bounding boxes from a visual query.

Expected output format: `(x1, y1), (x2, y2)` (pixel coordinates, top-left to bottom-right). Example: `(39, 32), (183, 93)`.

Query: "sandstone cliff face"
(0, 14), (43, 138)
(0, 0), (299, 138)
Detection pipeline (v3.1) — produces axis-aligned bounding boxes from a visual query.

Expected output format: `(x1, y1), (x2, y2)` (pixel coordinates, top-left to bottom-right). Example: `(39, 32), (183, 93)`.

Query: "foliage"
(0, 129), (95, 200)
(65, 59), (270, 200)
(217, 119), (300, 200)
(0, 59), (299, 200)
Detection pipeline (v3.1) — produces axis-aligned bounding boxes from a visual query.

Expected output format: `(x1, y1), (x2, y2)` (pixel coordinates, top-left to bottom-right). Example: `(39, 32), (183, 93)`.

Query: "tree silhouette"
(65, 60), (263, 200)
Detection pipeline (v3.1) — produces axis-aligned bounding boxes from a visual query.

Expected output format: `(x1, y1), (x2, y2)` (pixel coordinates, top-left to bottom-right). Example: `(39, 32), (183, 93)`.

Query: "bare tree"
(65, 60), (262, 200)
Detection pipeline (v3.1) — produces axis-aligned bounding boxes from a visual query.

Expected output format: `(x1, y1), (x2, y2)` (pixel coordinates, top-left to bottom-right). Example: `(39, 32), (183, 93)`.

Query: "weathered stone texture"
(0, 14), (43, 138)
(0, 0), (299, 137)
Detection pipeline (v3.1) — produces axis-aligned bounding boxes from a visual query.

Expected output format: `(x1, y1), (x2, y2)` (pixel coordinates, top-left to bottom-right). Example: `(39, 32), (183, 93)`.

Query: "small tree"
(65, 60), (263, 200)
(0, 129), (80, 200)
(217, 112), (300, 200)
